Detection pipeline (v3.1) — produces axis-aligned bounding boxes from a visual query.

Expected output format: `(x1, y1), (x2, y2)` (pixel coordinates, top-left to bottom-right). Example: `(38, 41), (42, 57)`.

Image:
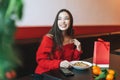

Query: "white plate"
(70, 61), (92, 70)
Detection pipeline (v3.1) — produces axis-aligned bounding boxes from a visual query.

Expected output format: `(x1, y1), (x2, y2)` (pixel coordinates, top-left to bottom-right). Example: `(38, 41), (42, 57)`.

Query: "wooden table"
(17, 54), (120, 80)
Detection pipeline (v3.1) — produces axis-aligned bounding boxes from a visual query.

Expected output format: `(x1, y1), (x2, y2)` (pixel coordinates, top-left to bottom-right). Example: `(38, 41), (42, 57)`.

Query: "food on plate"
(73, 62), (89, 67)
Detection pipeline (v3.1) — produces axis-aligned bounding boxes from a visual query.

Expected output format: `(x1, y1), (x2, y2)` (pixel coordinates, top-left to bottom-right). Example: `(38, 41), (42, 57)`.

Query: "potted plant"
(0, 0), (23, 79)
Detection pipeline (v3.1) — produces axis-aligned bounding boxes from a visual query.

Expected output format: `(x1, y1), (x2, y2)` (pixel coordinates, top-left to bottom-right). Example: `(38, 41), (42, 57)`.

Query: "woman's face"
(58, 11), (70, 31)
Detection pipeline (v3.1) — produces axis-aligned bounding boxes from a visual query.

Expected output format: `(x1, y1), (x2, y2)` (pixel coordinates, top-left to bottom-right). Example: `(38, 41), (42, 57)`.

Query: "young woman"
(35, 9), (82, 76)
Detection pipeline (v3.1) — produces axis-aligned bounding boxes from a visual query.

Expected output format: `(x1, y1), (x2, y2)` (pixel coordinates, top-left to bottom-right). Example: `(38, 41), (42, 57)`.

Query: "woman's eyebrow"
(65, 16), (70, 19)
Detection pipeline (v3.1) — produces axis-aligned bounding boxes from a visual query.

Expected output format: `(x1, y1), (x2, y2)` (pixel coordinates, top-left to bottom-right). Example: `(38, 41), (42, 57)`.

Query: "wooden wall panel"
(15, 26), (120, 40)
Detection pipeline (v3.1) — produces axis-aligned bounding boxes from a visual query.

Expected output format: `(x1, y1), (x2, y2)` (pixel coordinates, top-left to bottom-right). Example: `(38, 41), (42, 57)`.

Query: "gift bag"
(93, 38), (110, 68)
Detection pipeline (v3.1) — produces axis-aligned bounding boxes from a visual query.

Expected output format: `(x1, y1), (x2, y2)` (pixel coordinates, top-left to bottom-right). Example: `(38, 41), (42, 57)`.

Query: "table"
(17, 54), (120, 80)
(45, 54), (120, 80)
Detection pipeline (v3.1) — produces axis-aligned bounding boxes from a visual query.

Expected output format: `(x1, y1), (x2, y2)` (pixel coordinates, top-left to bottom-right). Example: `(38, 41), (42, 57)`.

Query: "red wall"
(15, 25), (120, 40)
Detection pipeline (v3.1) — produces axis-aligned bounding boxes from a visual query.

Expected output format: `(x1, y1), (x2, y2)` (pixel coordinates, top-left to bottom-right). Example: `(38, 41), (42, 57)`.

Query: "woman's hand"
(60, 60), (71, 68)
(73, 39), (81, 51)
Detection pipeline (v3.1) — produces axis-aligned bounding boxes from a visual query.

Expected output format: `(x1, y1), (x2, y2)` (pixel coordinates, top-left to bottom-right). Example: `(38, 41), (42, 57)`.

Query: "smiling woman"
(34, 9), (83, 80)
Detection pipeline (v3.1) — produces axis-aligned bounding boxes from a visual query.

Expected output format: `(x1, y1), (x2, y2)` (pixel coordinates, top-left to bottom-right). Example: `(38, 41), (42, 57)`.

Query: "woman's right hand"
(60, 60), (71, 68)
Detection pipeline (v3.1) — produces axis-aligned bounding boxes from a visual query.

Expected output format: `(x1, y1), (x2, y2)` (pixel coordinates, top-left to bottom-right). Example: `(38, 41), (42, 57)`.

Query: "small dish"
(70, 61), (92, 70)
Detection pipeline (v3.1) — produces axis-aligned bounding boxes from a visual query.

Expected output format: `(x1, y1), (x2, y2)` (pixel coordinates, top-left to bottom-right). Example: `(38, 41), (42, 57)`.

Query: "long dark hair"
(48, 9), (74, 52)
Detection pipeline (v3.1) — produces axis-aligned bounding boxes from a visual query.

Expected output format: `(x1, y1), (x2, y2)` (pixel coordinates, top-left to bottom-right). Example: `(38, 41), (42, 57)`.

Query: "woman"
(34, 9), (82, 78)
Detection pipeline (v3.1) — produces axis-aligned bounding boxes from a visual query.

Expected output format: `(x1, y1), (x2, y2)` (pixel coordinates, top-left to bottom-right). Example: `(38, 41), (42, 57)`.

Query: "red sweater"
(35, 35), (82, 74)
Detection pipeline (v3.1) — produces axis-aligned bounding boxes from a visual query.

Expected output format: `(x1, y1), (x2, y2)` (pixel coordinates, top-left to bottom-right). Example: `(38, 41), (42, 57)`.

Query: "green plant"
(0, 0), (23, 79)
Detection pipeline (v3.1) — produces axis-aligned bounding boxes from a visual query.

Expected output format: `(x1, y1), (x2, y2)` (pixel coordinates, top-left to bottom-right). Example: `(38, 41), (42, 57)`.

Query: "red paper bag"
(93, 38), (110, 68)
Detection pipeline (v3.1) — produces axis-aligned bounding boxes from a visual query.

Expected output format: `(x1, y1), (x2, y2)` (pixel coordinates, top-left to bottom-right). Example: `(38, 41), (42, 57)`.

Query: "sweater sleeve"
(73, 49), (83, 60)
(36, 35), (61, 70)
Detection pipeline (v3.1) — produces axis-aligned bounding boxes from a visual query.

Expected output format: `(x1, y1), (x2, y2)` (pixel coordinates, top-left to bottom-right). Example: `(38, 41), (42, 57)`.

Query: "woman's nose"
(61, 19), (65, 23)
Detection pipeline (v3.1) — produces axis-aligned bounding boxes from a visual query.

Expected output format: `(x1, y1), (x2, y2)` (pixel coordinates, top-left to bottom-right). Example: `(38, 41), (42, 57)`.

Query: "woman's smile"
(58, 11), (70, 31)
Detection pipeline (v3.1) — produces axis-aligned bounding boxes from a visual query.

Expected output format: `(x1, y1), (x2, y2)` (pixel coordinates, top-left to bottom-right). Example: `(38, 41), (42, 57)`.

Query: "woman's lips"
(60, 24), (67, 28)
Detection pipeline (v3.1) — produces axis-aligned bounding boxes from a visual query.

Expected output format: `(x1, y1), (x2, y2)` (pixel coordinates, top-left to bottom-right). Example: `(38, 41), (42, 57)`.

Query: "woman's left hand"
(73, 39), (81, 51)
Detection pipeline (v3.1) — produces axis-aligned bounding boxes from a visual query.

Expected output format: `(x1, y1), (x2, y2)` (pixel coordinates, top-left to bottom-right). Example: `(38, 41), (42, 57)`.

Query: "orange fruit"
(92, 68), (101, 75)
(92, 65), (98, 70)
(92, 65), (101, 70)
(107, 69), (115, 75)
(106, 73), (114, 80)
(92, 65), (101, 75)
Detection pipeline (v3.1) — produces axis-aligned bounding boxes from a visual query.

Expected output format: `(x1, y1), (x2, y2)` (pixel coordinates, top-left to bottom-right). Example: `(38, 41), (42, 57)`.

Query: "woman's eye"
(65, 17), (70, 20)
(58, 18), (61, 20)
(58, 17), (70, 20)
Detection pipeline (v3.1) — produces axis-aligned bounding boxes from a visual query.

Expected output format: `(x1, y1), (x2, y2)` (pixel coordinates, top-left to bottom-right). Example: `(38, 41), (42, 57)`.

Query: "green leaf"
(15, 0), (23, 19)
(95, 72), (106, 80)
(5, 0), (16, 19)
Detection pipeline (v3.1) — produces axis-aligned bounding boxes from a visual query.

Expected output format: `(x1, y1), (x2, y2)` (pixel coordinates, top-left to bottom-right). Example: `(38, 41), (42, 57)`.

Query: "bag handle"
(98, 38), (109, 50)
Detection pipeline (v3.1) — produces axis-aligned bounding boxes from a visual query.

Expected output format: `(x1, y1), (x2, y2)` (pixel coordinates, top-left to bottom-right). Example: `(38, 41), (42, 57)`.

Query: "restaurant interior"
(0, 0), (120, 80)
(15, 27), (120, 78)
